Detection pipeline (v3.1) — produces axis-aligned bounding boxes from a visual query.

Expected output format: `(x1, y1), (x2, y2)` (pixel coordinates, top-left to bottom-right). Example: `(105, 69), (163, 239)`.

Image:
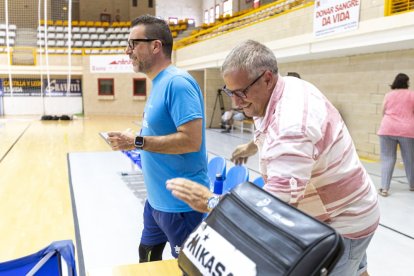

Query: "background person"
(220, 108), (233, 132)
(377, 73), (414, 197)
(221, 108), (246, 133)
(286, 71), (301, 78)
(107, 15), (209, 262)
(167, 40), (379, 276)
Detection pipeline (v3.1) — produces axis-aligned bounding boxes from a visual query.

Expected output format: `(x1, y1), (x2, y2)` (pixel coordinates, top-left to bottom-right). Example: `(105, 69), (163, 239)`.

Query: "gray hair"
(221, 40), (278, 79)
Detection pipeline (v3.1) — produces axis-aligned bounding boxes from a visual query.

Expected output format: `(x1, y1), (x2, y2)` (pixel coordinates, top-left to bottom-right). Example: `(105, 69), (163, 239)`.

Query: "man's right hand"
(166, 178), (213, 213)
(231, 141), (258, 165)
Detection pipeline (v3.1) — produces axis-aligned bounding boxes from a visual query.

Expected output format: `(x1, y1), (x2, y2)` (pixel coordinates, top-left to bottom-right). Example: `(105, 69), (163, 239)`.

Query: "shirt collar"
(254, 74), (285, 134)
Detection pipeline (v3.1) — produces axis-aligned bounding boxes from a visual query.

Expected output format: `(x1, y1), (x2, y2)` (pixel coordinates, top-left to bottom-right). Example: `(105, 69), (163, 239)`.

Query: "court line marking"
(0, 122), (31, 163)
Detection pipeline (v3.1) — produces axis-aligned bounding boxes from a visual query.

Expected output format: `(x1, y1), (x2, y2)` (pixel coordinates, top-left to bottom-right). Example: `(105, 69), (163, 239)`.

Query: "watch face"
(207, 196), (220, 211)
(134, 136), (144, 148)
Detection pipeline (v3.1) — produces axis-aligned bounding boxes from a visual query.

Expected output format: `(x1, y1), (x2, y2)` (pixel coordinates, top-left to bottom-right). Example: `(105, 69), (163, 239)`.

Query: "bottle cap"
(215, 173), (222, 177)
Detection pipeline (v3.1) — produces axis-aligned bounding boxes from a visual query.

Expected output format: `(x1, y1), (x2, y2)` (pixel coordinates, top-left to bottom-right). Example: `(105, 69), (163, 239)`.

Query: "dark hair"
(287, 72), (301, 79)
(390, 73), (409, 89)
(131, 15), (173, 58)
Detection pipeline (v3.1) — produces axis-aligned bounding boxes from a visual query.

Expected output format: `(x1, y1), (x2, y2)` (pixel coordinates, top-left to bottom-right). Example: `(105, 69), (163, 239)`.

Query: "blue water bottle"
(213, 173), (224, 195)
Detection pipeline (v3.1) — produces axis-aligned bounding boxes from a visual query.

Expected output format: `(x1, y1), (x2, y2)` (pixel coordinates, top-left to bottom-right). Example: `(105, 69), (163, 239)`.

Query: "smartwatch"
(134, 136), (145, 149)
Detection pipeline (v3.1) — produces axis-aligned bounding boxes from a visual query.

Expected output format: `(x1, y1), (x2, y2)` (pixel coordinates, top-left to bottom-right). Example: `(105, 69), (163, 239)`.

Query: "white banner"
(90, 55), (134, 73)
(313, 0), (361, 38)
(182, 222), (257, 275)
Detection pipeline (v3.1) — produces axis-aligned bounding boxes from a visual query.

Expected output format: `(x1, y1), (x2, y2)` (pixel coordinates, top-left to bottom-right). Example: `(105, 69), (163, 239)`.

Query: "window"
(148, 0), (153, 8)
(187, 18), (195, 26)
(132, 0), (137, 7)
(215, 4), (220, 19)
(133, 78), (147, 96)
(223, 0), (232, 17)
(100, 13), (111, 22)
(168, 17), (178, 25)
(209, 7), (215, 23)
(98, 79), (114, 96)
(204, 10), (209, 24)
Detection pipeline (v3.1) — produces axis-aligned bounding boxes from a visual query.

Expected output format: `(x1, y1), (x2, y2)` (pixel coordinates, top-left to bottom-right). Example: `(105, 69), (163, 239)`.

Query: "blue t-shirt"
(140, 66), (209, 212)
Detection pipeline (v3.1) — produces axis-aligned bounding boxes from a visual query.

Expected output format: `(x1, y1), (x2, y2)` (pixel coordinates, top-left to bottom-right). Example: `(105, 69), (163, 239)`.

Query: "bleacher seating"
(0, 16), (197, 55)
(0, 24), (17, 46)
(174, 0), (311, 50)
(74, 41), (83, 47)
(56, 40), (65, 47)
(84, 41), (93, 47)
(31, 20), (133, 54)
(102, 40), (111, 47)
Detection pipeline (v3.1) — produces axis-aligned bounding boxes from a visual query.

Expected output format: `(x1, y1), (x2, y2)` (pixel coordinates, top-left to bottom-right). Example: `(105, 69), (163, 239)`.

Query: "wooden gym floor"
(0, 115), (139, 263)
(1, 115), (414, 275)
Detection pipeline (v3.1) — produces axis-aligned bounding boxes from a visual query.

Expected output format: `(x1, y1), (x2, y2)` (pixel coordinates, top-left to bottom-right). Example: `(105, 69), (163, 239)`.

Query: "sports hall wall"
(157, 0), (203, 27)
(174, 1), (414, 160)
(199, 48), (414, 160)
(0, 51), (84, 115)
(0, 1), (51, 28)
(0, 0), (154, 114)
(79, 0), (155, 23)
(82, 57), (149, 116)
(1, 0), (413, 160)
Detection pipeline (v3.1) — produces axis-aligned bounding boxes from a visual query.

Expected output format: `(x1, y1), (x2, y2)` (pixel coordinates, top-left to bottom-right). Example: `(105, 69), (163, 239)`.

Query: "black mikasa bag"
(178, 182), (344, 276)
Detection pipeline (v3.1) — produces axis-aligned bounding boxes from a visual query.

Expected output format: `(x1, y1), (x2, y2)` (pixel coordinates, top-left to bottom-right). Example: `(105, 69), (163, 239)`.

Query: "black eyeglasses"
(127, 38), (158, 50)
(221, 71), (266, 98)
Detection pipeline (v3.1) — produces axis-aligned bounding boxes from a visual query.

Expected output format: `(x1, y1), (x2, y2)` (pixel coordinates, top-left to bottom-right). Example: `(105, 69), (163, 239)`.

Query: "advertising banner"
(2, 78), (82, 96)
(313, 0), (361, 37)
(2, 79), (43, 96)
(90, 55), (134, 73)
(44, 79), (82, 96)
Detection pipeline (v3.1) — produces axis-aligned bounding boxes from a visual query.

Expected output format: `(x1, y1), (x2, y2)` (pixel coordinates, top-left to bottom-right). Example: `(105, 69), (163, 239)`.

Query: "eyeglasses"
(127, 38), (158, 50)
(221, 71), (266, 98)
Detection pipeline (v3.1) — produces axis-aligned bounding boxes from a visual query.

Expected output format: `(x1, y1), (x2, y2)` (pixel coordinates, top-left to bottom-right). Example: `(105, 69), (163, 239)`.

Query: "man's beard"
(134, 59), (151, 74)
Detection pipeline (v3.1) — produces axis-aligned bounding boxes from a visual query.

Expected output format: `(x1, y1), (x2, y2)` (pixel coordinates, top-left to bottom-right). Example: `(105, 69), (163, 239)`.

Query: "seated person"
(287, 72), (301, 78)
(221, 108), (246, 133)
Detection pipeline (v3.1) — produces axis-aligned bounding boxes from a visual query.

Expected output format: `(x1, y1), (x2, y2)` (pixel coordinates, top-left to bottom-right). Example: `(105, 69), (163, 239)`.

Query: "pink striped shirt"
(254, 76), (380, 239)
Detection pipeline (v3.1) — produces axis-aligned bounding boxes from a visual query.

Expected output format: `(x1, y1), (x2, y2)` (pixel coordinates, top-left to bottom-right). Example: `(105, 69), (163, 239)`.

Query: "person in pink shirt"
(167, 40), (379, 276)
(377, 73), (414, 197)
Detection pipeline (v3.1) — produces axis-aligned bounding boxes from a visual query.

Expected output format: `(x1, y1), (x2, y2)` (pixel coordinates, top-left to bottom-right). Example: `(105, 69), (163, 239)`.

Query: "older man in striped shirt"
(167, 40), (379, 276)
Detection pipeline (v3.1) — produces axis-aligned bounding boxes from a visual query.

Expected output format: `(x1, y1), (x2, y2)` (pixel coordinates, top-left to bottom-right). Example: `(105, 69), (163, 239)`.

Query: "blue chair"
(122, 149), (142, 169)
(222, 165), (249, 193)
(253, 176), (265, 188)
(0, 240), (77, 276)
(208, 156), (226, 188)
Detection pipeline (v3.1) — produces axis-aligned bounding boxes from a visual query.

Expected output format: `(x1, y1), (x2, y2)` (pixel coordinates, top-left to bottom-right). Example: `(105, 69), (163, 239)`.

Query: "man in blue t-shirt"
(108, 15), (209, 262)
